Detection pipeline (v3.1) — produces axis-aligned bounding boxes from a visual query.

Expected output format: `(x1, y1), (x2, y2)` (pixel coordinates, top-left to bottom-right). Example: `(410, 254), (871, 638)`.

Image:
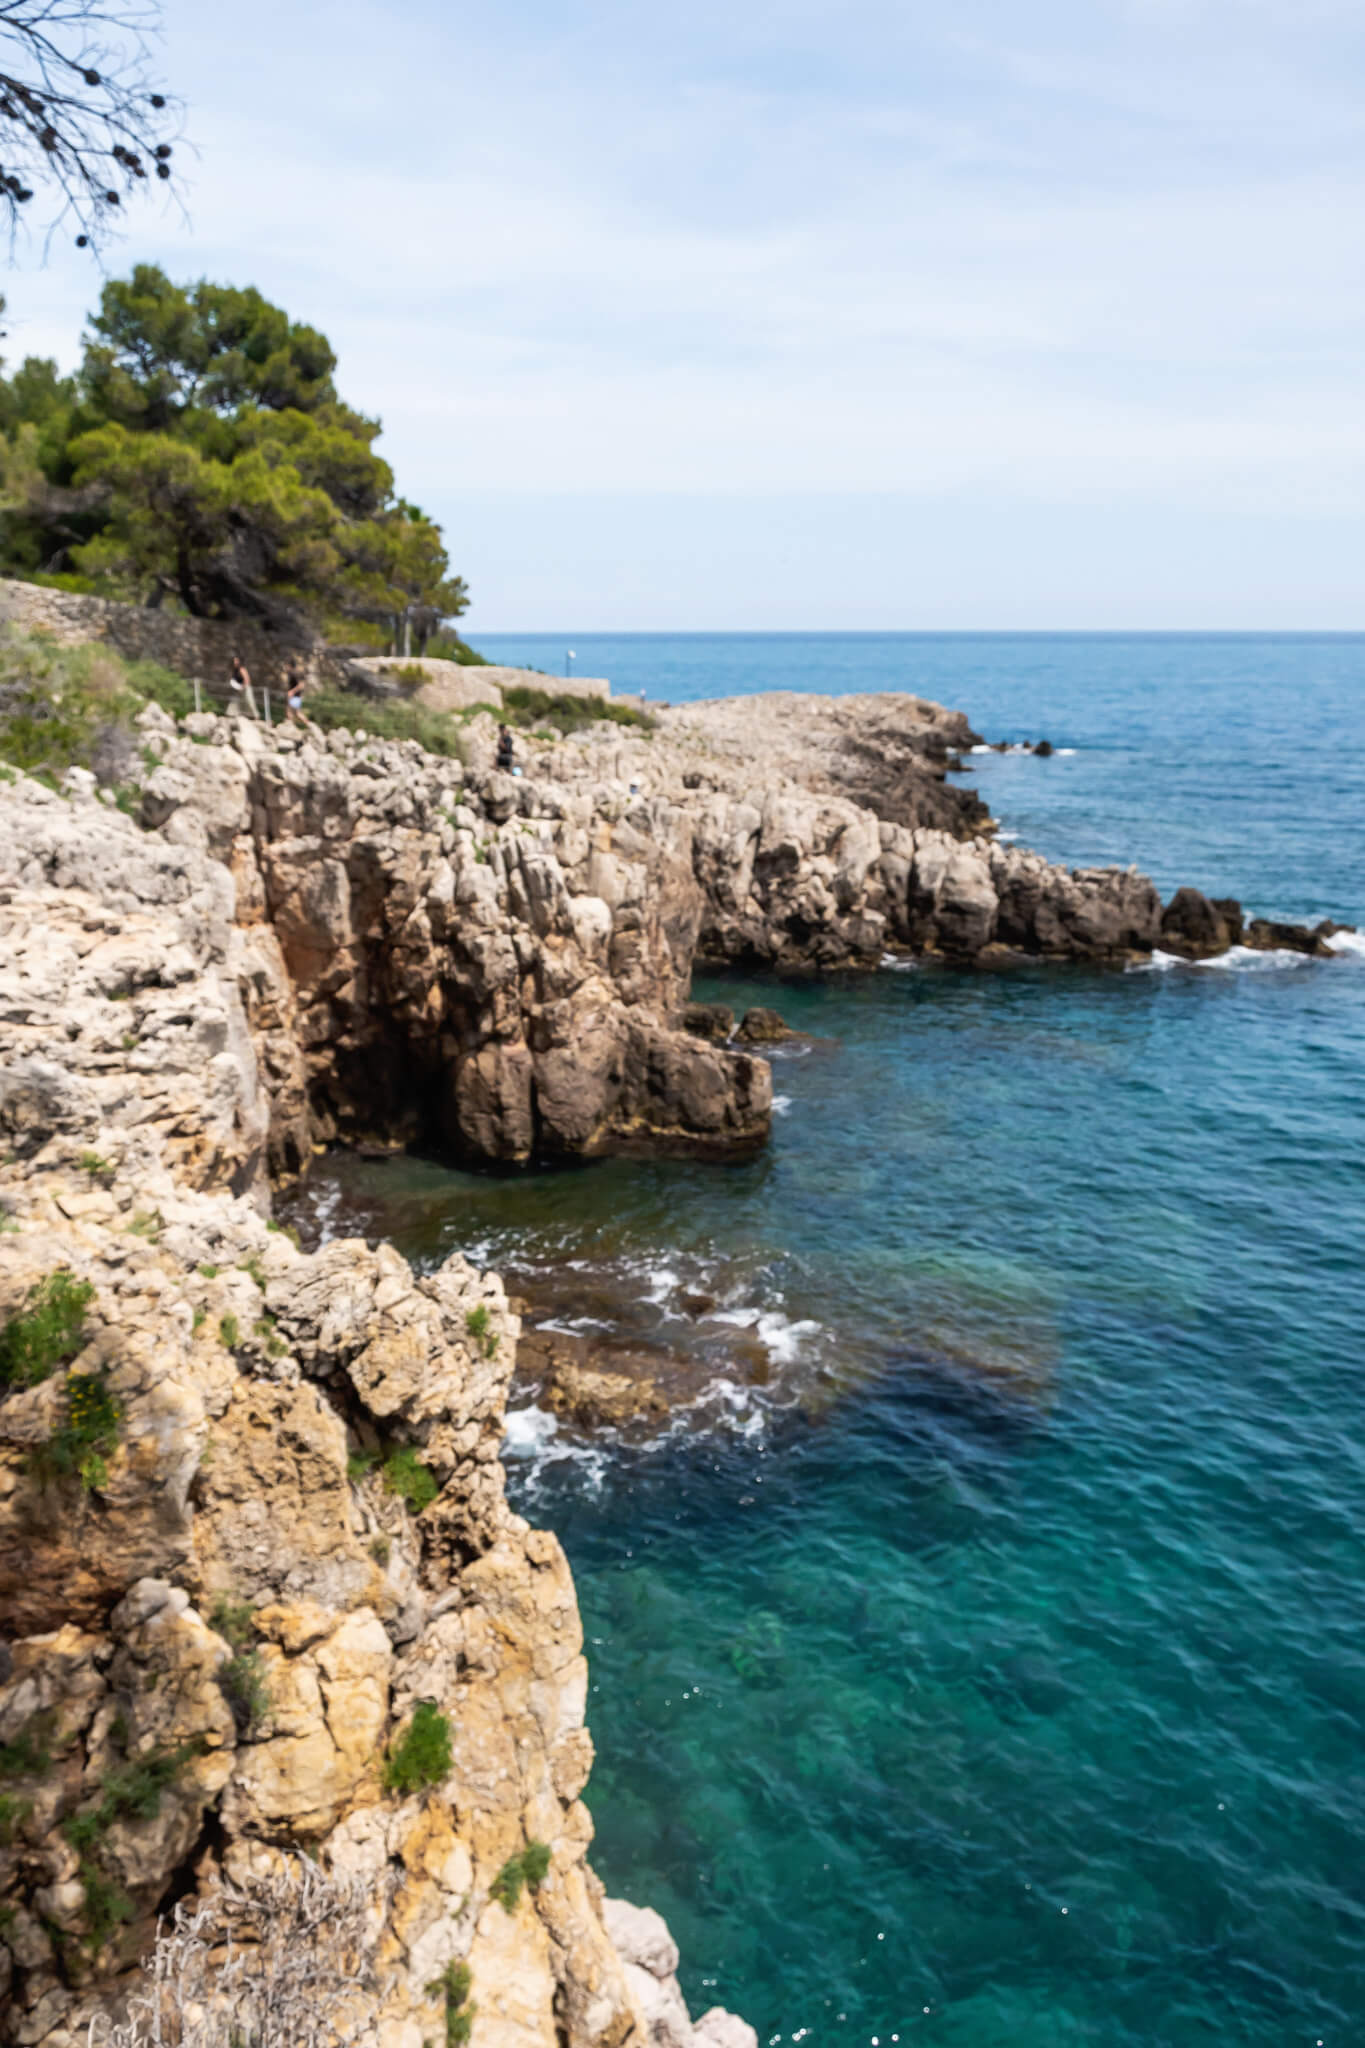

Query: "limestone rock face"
(128, 717), (769, 1167)
(605, 1898), (757, 2048)
(0, 1119), (747, 2048)
(0, 777), (269, 1198)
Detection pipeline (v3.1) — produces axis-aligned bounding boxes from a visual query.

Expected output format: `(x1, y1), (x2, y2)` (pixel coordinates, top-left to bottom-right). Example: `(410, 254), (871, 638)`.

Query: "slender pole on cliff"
(263, 687), (271, 726)
(193, 677), (201, 716)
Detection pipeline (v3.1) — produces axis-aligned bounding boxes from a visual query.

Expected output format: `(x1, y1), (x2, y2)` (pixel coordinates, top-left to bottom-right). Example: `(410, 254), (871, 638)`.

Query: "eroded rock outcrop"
(21, 687), (1329, 1190)
(0, 915), (748, 2048)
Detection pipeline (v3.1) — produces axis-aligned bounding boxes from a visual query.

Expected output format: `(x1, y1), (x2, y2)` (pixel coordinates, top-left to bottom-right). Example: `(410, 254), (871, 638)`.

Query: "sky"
(3, 0), (1364, 629)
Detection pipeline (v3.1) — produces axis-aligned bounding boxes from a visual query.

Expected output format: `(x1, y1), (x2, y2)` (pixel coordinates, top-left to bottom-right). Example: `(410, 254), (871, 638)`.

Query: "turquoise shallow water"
(307, 637), (1365, 2047)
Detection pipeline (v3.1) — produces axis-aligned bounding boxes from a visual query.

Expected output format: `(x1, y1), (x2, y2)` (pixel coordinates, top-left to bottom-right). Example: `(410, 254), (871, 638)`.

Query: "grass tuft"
(382, 1445), (439, 1514)
(383, 1700), (452, 1796)
(489, 1840), (553, 1913)
(0, 1269), (94, 1389)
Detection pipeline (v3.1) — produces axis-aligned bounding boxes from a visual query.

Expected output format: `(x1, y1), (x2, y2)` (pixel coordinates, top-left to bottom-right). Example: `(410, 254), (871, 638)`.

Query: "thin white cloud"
(1, 0), (1360, 623)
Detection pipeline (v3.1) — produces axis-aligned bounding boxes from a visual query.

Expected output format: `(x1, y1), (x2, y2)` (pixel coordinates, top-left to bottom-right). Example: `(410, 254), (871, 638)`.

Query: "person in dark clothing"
(284, 664), (308, 724)
(496, 723), (516, 771)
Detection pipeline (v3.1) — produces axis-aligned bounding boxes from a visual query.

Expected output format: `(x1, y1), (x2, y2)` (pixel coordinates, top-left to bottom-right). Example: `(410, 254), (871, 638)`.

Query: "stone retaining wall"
(0, 576), (321, 690)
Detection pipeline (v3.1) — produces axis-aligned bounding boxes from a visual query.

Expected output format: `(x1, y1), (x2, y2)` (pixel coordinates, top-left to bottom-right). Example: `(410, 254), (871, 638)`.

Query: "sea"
(297, 635), (1365, 2048)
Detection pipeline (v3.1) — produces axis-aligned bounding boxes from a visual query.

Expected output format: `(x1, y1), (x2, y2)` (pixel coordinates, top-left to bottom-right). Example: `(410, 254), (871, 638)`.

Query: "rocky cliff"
(1, 668), (1346, 2045)
(40, 682), (1259, 1182)
(0, 767), (752, 2048)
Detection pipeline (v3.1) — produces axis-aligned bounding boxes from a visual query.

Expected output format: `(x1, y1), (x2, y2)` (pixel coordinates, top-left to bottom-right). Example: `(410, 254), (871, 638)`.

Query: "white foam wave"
(969, 743), (993, 754)
(707, 1304), (819, 1365)
(756, 1310), (821, 1364)
(1057, 747), (1077, 756)
(1129, 945), (1315, 975)
(502, 1401), (613, 1492)
(772, 1094), (792, 1116)
(1325, 927), (1365, 957)
(644, 1265), (680, 1303)
(880, 952), (919, 972)
(1128, 950), (1184, 973)
(1201, 945), (1314, 972)
(502, 1404), (560, 1457)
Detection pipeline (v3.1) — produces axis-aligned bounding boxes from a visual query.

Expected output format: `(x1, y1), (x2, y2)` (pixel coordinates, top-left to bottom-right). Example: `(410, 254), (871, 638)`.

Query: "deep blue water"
(478, 632), (1365, 924)
(334, 638), (1365, 2047)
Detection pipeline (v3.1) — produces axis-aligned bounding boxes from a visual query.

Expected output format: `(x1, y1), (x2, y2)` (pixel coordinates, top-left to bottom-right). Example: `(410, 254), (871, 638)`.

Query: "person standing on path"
(228, 653), (257, 718)
(284, 663), (309, 727)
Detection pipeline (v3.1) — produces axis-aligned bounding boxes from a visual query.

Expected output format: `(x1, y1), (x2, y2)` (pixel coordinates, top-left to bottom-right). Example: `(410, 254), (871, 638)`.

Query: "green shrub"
(347, 1446), (379, 1482)
(79, 1152), (114, 1181)
(31, 1369), (121, 1490)
(63, 1737), (202, 1852)
(219, 1313), (239, 1349)
(489, 1841), (553, 1912)
(0, 1792), (32, 1844)
(0, 1269), (94, 1389)
(126, 1209), (160, 1239)
(0, 1716), (53, 1778)
(464, 1304), (498, 1360)
(501, 685), (653, 737)
(382, 1446), (438, 1513)
(240, 1253), (267, 1290)
(210, 1598), (270, 1734)
(0, 629), (193, 783)
(305, 684), (471, 760)
(198, 1262), (220, 1278)
(383, 1701), (452, 1795)
(253, 1313), (288, 1360)
(369, 1534), (392, 1566)
(76, 1856), (133, 1949)
(428, 1959), (476, 2047)
(61, 1734), (201, 1951)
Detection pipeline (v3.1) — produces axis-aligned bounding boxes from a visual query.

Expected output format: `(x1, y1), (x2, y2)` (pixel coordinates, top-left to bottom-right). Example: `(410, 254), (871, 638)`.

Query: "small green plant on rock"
(382, 1446), (438, 1513)
(253, 1313), (289, 1361)
(489, 1841), (552, 1912)
(0, 1714), (54, 1779)
(0, 1269), (94, 1389)
(79, 1152), (114, 1181)
(219, 1313), (239, 1350)
(240, 1253), (267, 1291)
(210, 1596), (270, 1735)
(0, 1791), (32, 1843)
(63, 1734), (203, 1949)
(126, 1209), (161, 1240)
(32, 1369), (121, 1490)
(428, 1959), (476, 2047)
(369, 1534), (392, 1566)
(383, 1701), (452, 1796)
(464, 1304), (498, 1360)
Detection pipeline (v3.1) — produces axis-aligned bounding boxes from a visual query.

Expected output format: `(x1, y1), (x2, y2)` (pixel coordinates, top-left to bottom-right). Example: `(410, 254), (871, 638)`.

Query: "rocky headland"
(0, 667), (1352, 2044)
